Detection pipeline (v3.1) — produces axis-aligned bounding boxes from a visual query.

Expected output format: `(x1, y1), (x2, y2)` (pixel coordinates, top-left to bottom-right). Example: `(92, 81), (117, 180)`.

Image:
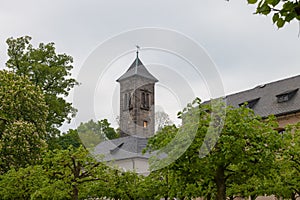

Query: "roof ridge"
(224, 74), (300, 98)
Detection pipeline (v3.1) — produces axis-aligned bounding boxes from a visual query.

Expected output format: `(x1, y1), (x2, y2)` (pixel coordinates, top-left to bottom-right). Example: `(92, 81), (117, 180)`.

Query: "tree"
(245, 0), (300, 28)
(77, 119), (119, 149)
(0, 165), (49, 200)
(0, 146), (111, 200)
(40, 146), (109, 200)
(56, 129), (82, 150)
(155, 111), (173, 132)
(274, 122), (300, 199)
(147, 99), (282, 200)
(0, 70), (48, 173)
(6, 36), (78, 141)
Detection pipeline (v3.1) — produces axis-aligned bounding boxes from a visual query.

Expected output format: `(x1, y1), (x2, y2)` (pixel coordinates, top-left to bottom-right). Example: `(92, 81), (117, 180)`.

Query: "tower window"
(124, 93), (128, 109)
(141, 92), (150, 109)
(143, 121), (148, 128)
(124, 93), (132, 110)
(141, 92), (146, 107)
(146, 93), (149, 108)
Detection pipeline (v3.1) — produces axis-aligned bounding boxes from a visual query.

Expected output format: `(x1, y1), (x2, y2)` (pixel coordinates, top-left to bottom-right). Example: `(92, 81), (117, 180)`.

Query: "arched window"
(141, 92), (145, 108)
(124, 93), (132, 110)
(143, 121), (148, 128)
(128, 94), (131, 109)
(124, 93), (128, 109)
(146, 93), (150, 108)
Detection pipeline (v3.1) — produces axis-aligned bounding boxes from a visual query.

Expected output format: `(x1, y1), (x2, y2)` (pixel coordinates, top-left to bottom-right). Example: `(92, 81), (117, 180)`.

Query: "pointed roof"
(116, 56), (158, 82)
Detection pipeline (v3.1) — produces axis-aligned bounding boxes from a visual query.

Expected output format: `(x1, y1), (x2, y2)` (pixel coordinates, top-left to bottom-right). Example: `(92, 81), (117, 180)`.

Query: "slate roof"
(93, 136), (151, 161)
(97, 74), (300, 162)
(222, 74), (300, 117)
(116, 57), (158, 82)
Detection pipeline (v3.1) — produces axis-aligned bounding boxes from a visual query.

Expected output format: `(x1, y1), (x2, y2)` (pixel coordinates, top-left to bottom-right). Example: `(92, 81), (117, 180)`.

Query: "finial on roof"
(136, 45), (140, 58)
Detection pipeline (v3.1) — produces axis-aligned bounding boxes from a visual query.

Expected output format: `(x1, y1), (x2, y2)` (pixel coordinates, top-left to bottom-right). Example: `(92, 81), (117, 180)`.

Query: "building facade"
(95, 52), (300, 175)
(116, 52), (158, 138)
(95, 52), (158, 175)
(222, 75), (300, 130)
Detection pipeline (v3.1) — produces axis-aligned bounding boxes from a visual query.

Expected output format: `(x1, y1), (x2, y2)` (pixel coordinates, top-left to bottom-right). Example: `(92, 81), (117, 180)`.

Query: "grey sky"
(1, 0), (300, 130)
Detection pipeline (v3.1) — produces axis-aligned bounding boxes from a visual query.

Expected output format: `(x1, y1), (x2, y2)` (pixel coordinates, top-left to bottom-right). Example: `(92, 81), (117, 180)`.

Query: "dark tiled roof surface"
(94, 136), (151, 161)
(116, 57), (158, 82)
(223, 75), (300, 117)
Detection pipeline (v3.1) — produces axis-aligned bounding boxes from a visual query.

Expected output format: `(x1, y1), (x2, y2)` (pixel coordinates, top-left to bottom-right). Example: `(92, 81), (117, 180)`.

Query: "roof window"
(239, 98), (260, 109)
(276, 88), (298, 103)
(110, 142), (124, 154)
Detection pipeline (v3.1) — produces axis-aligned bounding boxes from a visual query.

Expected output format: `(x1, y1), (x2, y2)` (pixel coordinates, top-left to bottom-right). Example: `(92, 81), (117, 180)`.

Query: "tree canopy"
(146, 100), (283, 200)
(6, 36), (78, 140)
(0, 70), (48, 173)
(246, 0), (300, 28)
(77, 119), (119, 149)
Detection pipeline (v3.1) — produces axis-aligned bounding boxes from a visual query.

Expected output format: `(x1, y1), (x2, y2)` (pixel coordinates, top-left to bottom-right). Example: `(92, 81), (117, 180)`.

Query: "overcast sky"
(1, 0), (300, 130)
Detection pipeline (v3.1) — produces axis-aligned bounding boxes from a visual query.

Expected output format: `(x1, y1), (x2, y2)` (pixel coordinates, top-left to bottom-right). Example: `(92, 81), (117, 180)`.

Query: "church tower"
(117, 50), (158, 138)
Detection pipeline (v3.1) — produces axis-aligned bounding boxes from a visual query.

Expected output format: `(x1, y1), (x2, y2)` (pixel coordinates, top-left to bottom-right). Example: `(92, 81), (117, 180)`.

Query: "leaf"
(248, 0), (258, 4)
(276, 18), (285, 28)
(285, 13), (295, 23)
(261, 4), (271, 15)
(271, 0), (280, 7)
(272, 13), (280, 23)
(266, 0), (280, 7)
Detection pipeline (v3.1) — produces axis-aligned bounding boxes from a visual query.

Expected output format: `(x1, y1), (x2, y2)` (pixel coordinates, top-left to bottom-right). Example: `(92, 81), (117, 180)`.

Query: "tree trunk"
(72, 186), (79, 200)
(250, 194), (257, 200)
(206, 192), (212, 200)
(291, 192), (296, 200)
(215, 166), (226, 200)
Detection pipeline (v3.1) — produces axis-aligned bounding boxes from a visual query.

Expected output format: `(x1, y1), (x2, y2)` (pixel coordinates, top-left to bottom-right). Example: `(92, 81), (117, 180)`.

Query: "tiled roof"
(93, 136), (151, 161)
(222, 75), (300, 117)
(97, 74), (300, 162)
(116, 57), (158, 82)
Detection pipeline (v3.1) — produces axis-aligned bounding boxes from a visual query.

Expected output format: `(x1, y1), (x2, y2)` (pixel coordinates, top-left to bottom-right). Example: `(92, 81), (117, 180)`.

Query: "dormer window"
(276, 88), (298, 103)
(238, 98), (260, 109)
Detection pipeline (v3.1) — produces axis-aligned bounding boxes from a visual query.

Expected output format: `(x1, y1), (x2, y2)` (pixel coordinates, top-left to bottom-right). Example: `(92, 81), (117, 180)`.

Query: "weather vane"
(136, 45), (140, 57)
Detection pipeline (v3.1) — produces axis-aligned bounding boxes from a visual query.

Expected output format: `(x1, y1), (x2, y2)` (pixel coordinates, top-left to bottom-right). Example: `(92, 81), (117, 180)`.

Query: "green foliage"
(0, 121), (47, 173)
(0, 70), (47, 132)
(246, 0), (300, 28)
(275, 123), (300, 196)
(0, 165), (48, 200)
(0, 70), (48, 173)
(56, 129), (82, 150)
(0, 146), (110, 200)
(77, 119), (119, 149)
(147, 99), (282, 200)
(41, 146), (109, 200)
(6, 36), (78, 140)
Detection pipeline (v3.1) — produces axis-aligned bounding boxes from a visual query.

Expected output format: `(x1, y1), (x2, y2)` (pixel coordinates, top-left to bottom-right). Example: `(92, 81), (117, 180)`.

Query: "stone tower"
(117, 51), (158, 138)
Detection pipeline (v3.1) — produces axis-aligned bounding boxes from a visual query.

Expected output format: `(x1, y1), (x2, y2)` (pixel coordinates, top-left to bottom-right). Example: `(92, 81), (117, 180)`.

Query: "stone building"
(116, 52), (158, 138)
(95, 50), (300, 175)
(222, 74), (300, 131)
(94, 52), (158, 174)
